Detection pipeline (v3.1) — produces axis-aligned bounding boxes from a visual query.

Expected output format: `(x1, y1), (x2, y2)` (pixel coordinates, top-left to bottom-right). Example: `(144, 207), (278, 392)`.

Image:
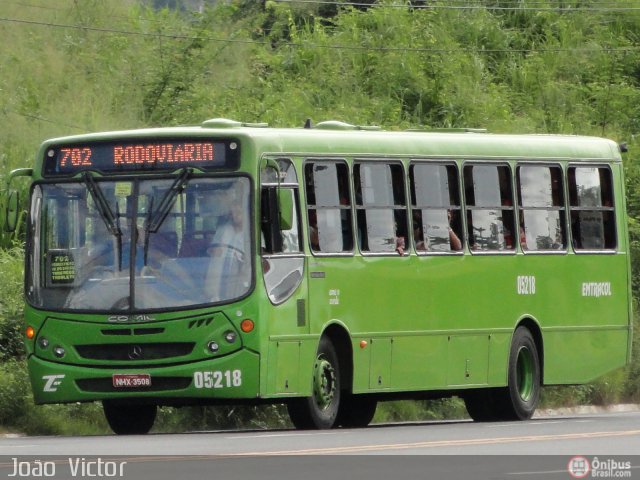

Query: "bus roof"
(39, 119), (622, 163)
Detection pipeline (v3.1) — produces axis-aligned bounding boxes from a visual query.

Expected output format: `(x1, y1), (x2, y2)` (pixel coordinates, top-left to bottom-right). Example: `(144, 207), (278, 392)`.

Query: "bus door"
(261, 159), (308, 394)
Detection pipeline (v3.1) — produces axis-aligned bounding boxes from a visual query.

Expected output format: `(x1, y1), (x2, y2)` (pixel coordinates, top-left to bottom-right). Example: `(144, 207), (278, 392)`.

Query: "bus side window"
(517, 165), (566, 251)
(354, 162), (407, 255)
(410, 163), (463, 253)
(568, 166), (616, 250)
(304, 162), (353, 254)
(260, 187), (301, 254)
(464, 164), (515, 252)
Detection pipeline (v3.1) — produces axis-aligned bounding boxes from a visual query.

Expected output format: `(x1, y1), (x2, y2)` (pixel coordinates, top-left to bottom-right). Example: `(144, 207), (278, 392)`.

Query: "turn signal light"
(26, 326), (35, 339)
(240, 319), (254, 333)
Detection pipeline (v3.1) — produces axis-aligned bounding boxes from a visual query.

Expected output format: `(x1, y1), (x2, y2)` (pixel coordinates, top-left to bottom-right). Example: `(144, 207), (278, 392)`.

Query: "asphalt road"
(1, 410), (639, 479)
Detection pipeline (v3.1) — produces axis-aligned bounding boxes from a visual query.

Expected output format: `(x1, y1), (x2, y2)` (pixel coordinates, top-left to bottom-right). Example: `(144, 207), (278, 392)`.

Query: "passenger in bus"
(413, 211), (424, 251)
(308, 210), (320, 251)
(414, 210), (462, 252)
(519, 223), (527, 249)
(206, 189), (248, 301)
(395, 234), (406, 256)
(208, 201), (245, 260)
(447, 210), (463, 251)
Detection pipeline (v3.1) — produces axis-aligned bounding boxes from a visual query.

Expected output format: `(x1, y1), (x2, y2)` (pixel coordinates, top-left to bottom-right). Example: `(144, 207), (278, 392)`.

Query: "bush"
(375, 398), (467, 423)
(0, 360), (109, 435)
(0, 246), (25, 361)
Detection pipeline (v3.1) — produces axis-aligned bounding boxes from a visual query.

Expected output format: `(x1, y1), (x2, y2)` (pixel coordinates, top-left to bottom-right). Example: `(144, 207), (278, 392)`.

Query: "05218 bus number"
(193, 370), (242, 389)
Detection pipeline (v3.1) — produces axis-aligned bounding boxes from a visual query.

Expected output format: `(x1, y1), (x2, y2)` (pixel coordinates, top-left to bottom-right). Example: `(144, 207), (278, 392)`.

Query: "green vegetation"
(1, 0), (640, 434)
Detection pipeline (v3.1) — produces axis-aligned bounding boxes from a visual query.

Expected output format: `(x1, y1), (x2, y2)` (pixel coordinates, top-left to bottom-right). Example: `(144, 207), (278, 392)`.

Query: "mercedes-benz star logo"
(128, 345), (143, 360)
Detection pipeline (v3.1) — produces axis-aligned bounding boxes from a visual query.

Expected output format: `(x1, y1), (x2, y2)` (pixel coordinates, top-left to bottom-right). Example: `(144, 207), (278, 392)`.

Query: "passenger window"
(517, 165), (566, 251)
(410, 163), (463, 253)
(568, 166), (616, 250)
(305, 162), (353, 253)
(354, 163), (408, 255)
(464, 164), (515, 252)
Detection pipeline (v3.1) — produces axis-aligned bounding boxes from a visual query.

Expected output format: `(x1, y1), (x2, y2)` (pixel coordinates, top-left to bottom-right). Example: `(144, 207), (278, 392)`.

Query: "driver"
(207, 193), (245, 261)
(205, 187), (248, 301)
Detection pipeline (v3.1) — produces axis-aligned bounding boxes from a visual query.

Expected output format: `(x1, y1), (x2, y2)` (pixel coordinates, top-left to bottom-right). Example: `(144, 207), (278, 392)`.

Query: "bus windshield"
(27, 176), (252, 311)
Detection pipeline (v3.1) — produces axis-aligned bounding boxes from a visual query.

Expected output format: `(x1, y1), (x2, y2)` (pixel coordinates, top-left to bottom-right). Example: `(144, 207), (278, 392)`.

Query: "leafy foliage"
(0, 247), (25, 360)
(1, 0), (640, 434)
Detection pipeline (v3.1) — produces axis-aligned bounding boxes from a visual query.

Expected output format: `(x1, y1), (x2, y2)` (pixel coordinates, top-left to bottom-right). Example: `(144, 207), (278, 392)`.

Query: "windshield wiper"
(147, 168), (192, 233)
(142, 168), (192, 264)
(83, 172), (123, 270)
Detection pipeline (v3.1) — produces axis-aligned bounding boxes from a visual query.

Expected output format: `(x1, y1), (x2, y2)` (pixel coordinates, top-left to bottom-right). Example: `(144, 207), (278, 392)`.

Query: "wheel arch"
(321, 322), (354, 394)
(514, 317), (544, 385)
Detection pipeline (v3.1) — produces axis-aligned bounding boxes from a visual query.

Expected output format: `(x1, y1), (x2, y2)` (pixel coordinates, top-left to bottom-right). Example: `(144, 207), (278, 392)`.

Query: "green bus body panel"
(303, 252), (629, 394)
(24, 124), (631, 406)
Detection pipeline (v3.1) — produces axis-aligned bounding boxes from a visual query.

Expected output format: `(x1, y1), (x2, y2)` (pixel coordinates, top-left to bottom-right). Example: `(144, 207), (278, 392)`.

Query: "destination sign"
(43, 139), (239, 175)
(47, 250), (76, 287)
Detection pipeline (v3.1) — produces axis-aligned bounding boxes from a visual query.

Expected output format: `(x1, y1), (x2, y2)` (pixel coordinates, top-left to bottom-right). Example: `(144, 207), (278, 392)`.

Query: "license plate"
(112, 374), (151, 388)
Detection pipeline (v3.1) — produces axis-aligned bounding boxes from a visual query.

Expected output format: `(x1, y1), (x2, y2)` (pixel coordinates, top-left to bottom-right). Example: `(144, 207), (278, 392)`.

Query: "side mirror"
(4, 190), (19, 233)
(277, 188), (294, 231)
(1, 168), (33, 236)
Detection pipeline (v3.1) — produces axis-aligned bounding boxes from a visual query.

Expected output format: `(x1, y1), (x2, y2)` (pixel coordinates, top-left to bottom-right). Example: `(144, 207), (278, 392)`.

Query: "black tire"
(103, 401), (157, 435)
(287, 336), (341, 429)
(464, 327), (540, 422)
(463, 389), (503, 422)
(503, 326), (541, 420)
(338, 395), (377, 428)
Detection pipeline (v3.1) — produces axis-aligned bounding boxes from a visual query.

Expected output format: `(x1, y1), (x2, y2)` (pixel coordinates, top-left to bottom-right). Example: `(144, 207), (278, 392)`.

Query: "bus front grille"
(75, 342), (195, 361)
(76, 377), (192, 393)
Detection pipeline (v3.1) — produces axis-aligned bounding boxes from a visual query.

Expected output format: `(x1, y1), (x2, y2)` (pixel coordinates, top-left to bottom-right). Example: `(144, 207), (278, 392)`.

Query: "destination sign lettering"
(47, 250), (76, 287)
(44, 139), (239, 175)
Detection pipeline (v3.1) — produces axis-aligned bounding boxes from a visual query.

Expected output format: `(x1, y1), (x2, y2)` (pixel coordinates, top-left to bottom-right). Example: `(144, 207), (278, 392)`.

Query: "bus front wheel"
(338, 395), (377, 428)
(102, 400), (157, 435)
(287, 336), (341, 429)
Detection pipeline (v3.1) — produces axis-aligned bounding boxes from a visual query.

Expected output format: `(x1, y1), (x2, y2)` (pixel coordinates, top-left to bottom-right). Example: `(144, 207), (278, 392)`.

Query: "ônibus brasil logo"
(567, 456), (591, 478)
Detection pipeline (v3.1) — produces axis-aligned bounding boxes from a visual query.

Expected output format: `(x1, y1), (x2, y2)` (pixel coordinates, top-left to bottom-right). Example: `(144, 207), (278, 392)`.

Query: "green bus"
(4, 118), (632, 434)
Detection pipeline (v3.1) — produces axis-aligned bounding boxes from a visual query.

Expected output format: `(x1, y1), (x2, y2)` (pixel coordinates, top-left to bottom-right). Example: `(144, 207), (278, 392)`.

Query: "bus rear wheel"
(102, 401), (157, 435)
(287, 336), (341, 429)
(504, 326), (541, 420)
(463, 389), (503, 422)
(464, 327), (540, 421)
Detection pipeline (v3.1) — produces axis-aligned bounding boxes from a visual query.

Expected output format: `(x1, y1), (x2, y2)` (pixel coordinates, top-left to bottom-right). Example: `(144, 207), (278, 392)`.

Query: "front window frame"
(25, 173), (255, 314)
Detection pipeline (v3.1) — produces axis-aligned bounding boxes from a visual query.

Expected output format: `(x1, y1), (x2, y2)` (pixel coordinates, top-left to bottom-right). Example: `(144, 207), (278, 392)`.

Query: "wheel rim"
(313, 355), (336, 411)
(516, 346), (534, 401)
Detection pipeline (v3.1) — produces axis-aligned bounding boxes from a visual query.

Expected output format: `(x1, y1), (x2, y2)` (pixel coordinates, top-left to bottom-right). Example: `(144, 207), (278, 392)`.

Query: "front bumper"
(28, 349), (260, 404)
